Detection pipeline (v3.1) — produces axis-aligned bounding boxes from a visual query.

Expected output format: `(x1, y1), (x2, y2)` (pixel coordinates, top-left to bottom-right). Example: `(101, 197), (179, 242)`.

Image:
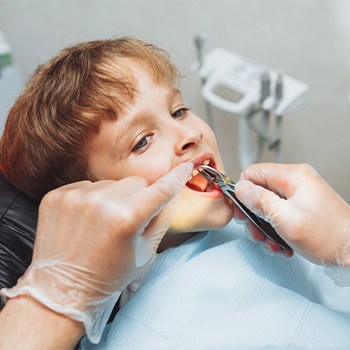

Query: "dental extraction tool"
(199, 165), (291, 251)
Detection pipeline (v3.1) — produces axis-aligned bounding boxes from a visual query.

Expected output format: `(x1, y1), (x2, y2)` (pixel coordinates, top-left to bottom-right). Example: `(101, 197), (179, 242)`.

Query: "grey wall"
(1, 0), (350, 200)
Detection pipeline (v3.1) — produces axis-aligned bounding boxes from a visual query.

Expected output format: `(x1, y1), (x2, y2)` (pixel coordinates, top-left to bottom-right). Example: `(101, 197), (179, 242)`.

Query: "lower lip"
(185, 185), (224, 198)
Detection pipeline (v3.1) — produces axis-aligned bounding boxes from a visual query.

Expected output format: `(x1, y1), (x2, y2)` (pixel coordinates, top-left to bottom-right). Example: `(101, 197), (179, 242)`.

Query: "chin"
(168, 216), (233, 234)
(167, 187), (235, 234)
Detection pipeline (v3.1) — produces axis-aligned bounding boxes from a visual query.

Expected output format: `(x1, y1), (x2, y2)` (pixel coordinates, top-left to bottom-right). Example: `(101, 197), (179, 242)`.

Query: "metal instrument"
(199, 165), (291, 251)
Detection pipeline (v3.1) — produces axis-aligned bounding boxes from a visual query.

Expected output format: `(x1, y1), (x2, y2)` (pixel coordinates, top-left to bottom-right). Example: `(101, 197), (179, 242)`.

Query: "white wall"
(1, 0), (350, 200)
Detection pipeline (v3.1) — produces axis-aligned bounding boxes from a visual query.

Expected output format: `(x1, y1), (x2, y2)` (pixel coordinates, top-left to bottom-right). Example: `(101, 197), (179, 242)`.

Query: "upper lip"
(188, 153), (216, 170)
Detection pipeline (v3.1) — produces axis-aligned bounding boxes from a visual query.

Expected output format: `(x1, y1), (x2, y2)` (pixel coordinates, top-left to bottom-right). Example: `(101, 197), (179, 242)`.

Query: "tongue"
(186, 173), (209, 192)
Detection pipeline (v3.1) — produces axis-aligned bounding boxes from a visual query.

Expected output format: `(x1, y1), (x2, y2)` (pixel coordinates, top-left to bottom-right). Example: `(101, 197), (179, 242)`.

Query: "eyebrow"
(116, 86), (183, 145)
(171, 87), (181, 96)
(123, 86), (182, 125)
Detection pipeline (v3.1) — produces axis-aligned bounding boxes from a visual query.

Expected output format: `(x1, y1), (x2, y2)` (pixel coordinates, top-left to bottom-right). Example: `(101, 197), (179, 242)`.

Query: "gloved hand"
(234, 163), (350, 280)
(0, 162), (193, 343)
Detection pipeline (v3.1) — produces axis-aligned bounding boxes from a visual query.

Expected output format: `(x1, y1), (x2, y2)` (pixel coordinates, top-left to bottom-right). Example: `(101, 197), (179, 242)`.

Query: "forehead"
(109, 58), (179, 108)
(124, 75), (182, 122)
(111, 56), (179, 92)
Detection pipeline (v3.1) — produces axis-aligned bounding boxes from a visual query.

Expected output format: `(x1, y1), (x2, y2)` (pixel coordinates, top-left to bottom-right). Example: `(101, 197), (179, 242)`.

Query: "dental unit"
(192, 33), (308, 169)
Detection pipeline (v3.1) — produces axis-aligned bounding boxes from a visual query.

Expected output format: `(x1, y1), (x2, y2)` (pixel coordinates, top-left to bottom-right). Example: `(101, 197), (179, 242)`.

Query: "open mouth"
(186, 159), (219, 193)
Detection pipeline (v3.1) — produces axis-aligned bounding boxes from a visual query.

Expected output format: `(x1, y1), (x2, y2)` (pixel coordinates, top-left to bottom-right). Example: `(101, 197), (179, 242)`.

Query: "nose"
(174, 122), (203, 155)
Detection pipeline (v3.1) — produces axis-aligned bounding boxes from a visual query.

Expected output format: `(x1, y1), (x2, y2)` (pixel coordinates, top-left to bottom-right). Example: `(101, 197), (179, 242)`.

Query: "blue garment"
(80, 221), (350, 349)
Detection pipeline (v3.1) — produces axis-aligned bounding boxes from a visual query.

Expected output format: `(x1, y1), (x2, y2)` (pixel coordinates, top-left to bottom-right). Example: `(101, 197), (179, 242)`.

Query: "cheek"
(118, 155), (173, 184)
(204, 124), (218, 148)
(199, 119), (224, 164)
(195, 115), (218, 146)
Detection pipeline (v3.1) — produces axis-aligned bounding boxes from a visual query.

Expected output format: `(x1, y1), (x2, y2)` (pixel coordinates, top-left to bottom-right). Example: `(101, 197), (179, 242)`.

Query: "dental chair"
(0, 173), (38, 309)
(0, 173), (120, 324)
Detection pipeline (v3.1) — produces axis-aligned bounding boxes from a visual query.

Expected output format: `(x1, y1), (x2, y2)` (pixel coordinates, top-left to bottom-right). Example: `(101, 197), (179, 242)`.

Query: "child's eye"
(172, 107), (190, 119)
(132, 135), (152, 152)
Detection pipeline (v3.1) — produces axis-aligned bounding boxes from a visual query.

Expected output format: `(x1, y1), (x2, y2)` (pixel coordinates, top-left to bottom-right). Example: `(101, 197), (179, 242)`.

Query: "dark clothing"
(0, 174), (38, 309)
(0, 173), (119, 329)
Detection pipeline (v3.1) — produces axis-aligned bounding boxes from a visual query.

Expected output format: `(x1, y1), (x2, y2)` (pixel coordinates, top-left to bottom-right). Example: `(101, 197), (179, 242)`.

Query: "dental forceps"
(199, 165), (291, 251)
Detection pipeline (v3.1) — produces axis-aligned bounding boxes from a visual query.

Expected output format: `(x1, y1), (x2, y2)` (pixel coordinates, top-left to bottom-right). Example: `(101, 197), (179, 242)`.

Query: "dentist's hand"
(234, 163), (350, 266)
(0, 162), (193, 346)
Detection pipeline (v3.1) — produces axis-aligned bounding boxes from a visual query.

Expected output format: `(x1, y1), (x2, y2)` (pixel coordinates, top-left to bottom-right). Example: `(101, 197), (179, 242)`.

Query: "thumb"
(235, 180), (288, 228)
(135, 197), (179, 267)
(135, 162), (194, 267)
(144, 162), (194, 216)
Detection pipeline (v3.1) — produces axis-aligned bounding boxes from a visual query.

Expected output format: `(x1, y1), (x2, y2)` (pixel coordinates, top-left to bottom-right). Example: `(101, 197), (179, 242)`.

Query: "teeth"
(192, 169), (199, 177)
(187, 159), (211, 181)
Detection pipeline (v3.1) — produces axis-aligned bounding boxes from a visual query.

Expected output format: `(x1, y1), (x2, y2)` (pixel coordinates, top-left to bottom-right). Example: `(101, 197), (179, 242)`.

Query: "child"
(1, 38), (350, 349)
(0, 37), (235, 251)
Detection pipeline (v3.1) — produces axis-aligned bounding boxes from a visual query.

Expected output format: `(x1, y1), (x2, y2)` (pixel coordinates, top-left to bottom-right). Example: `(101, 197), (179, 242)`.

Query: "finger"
(134, 163), (193, 267)
(246, 221), (265, 242)
(234, 180), (288, 227)
(47, 180), (93, 194)
(239, 163), (301, 198)
(233, 205), (248, 224)
(264, 239), (283, 253)
(260, 242), (278, 256)
(243, 224), (262, 243)
(135, 196), (180, 267)
(143, 162), (193, 217)
(263, 239), (293, 257)
(247, 221), (294, 257)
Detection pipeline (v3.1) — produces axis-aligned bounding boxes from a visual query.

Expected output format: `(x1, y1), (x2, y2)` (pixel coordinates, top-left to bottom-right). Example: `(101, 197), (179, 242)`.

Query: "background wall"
(1, 0), (350, 200)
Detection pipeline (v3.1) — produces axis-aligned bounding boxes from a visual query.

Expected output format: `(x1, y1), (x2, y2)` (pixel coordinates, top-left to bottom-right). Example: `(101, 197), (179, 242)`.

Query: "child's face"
(89, 59), (235, 238)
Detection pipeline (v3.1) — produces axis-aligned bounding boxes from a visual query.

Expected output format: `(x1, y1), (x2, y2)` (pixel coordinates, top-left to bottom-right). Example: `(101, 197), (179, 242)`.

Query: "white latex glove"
(0, 162), (193, 343)
(234, 163), (350, 279)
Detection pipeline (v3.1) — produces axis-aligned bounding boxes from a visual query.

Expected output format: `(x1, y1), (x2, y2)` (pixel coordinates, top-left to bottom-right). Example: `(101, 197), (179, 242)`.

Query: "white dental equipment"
(192, 34), (308, 170)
